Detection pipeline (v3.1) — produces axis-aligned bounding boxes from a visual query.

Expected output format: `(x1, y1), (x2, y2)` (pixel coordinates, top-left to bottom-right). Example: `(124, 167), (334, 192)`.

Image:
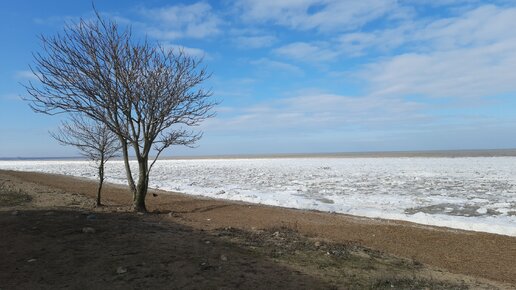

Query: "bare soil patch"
(1, 170), (514, 289)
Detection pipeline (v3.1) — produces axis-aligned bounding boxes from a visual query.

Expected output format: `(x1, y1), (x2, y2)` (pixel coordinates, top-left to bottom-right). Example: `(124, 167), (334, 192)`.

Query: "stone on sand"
(82, 227), (96, 234)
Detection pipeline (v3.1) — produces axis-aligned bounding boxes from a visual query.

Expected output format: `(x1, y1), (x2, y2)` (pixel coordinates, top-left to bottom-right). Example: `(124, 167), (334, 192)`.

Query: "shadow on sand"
(0, 209), (331, 289)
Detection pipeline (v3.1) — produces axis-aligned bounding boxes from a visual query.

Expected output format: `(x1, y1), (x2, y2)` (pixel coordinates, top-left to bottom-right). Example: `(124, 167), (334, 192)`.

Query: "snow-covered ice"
(1, 157), (515, 236)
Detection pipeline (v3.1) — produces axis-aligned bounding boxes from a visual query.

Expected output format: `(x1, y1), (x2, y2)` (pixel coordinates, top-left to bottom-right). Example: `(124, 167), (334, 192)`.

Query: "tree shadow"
(0, 209), (331, 289)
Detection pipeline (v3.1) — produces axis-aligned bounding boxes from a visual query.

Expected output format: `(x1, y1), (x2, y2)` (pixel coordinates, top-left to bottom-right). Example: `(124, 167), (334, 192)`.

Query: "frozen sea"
(1, 156), (515, 236)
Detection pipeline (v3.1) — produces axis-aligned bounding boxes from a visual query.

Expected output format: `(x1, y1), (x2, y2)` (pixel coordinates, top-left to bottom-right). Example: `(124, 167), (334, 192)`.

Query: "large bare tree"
(25, 12), (216, 212)
(51, 114), (120, 206)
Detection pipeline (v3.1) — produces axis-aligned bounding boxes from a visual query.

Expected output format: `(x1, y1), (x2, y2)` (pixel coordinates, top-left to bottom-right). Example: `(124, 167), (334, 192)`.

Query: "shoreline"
(2, 159), (515, 238)
(1, 169), (515, 286)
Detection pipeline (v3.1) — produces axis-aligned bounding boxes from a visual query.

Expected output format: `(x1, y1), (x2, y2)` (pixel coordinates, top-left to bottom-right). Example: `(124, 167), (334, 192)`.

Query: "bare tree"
(51, 114), (120, 206)
(25, 11), (216, 212)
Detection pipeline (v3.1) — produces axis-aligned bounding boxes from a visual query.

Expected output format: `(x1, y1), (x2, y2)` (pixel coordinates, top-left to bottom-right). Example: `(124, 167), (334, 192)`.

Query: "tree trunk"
(119, 137), (137, 199)
(96, 156), (105, 206)
(96, 164), (104, 206)
(132, 157), (149, 212)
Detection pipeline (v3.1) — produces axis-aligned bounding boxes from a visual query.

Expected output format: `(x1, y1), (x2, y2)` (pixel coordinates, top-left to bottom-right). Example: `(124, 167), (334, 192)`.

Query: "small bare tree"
(51, 115), (120, 206)
(25, 11), (216, 212)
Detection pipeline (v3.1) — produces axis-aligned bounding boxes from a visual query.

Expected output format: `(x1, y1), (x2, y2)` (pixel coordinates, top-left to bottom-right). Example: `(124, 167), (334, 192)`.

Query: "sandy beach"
(1, 169), (515, 289)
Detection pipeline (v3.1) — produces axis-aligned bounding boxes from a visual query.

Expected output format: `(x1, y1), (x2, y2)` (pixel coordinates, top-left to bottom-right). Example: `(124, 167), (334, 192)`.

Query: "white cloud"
(272, 3), (516, 67)
(420, 5), (516, 48)
(250, 58), (304, 75)
(356, 5), (516, 99)
(400, 0), (506, 7)
(337, 26), (411, 56)
(339, 5), (516, 54)
(235, 0), (399, 32)
(364, 41), (516, 99)
(210, 77), (258, 100)
(162, 44), (207, 58)
(141, 2), (222, 40)
(206, 93), (428, 134)
(0, 93), (22, 101)
(15, 70), (39, 81)
(278, 94), (426, 126)
(234, 35), (277, 48)
(274, 42), (339, 62)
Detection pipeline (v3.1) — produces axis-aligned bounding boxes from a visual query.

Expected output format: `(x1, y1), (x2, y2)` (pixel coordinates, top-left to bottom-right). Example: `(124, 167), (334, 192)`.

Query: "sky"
(1, 0), (516, 157)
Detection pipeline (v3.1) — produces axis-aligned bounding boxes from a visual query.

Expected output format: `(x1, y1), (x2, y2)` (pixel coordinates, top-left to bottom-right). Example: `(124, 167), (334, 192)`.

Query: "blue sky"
(1, 0), (516, 157)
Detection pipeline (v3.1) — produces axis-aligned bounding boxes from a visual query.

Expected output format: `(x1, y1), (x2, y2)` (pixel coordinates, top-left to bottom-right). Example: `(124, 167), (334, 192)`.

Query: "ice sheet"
(1, 157), (515, 236)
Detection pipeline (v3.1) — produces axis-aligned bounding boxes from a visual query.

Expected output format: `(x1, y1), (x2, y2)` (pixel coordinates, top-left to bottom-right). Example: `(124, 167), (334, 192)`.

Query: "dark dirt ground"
(1, 170), (514, 289)
(1, 209), (334, 289)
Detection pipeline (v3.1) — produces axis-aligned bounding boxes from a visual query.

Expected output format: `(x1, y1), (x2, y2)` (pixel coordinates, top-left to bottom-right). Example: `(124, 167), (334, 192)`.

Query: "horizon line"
(2, 147), (516, 160)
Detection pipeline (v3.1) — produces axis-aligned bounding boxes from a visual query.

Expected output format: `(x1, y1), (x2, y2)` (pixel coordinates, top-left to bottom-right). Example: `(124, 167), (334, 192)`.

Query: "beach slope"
(1, 170), (514, 289)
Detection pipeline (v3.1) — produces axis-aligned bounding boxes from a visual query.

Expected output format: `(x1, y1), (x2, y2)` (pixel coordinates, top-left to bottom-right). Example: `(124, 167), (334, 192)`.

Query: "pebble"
(315, 241), (322, 248)
(220, 254), (228, 261)
(116, 266), (127, 274)
(82, 227), (96, 234)
(86, 214), (97, 220)
(27, 259), (37, 263)
(200, 262), (208, 270)
(272, 231), (280, 237)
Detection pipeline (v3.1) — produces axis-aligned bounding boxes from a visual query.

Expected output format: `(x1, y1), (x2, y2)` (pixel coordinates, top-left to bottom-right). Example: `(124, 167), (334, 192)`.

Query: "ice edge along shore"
(1, 156), (515, 237)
